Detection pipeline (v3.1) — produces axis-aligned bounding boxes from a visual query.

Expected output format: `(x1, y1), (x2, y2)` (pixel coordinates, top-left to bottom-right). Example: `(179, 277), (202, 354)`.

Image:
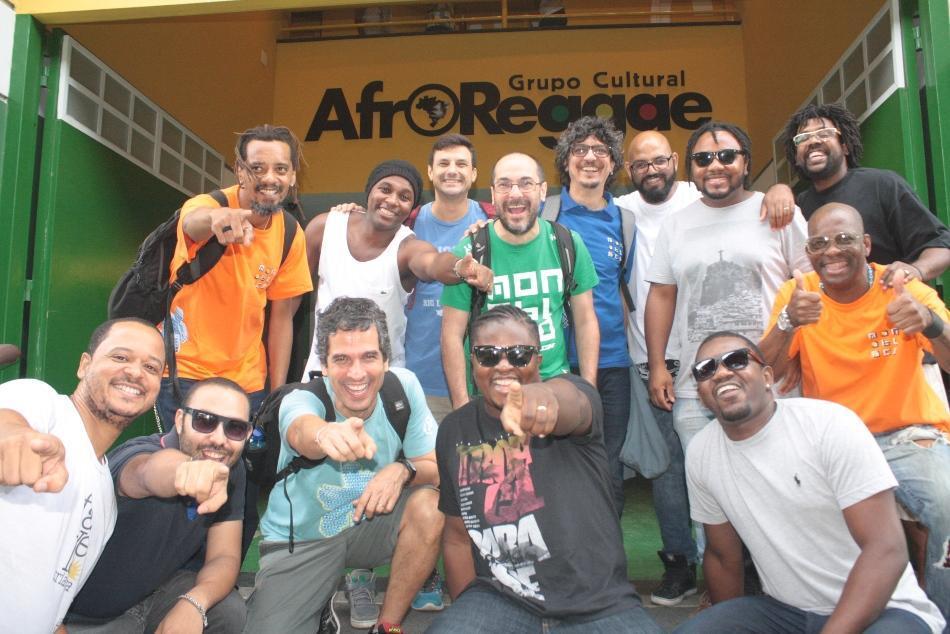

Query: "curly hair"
(782, 103), (863, 177)
(554, 116), (624, 189)
(471, 305), (540, 347)
(685, 121), (753, 189)
(317, 297), (391, 366)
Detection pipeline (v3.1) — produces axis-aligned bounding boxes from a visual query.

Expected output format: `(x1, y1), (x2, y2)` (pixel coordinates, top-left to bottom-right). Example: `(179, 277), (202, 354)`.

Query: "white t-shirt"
(646, 192), (810, 398)
(0, 379), (117, 633)
(686, 398), (945, 633)
(616, 181), (701, 365)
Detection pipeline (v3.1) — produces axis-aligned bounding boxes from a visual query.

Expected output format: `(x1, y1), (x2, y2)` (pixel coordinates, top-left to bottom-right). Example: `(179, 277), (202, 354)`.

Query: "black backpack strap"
(279, 210), (298, 267)
(617, 202), (636, 313)
(174, 189), (230, 287)
(273, 377), (337, 483)
(379, 371), (411, 442)
(550, 221), (577, 329)
(468, 223), (492, 340)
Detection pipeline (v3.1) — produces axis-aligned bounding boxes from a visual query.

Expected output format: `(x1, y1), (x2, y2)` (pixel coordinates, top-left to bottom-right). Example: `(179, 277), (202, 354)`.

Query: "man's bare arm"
(400, 238), (492, 291)
(116, 449), (231, 515)
(570, 290), (599, 387)
(442, 515), (476, 600)
(702, 521), (745, 604)
(267, 296), (302, 390)
(644, 283), (677, 410)
(303, 213), (328, 282)
(441, 306), (473, 409)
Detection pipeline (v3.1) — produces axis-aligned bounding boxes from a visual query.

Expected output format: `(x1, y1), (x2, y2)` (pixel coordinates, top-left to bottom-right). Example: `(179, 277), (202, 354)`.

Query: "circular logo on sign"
(406, 83), (460, 136)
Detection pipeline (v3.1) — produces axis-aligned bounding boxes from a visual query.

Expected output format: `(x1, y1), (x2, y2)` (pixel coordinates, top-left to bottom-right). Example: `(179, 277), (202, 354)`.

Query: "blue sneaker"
(411, 571), (445, 612)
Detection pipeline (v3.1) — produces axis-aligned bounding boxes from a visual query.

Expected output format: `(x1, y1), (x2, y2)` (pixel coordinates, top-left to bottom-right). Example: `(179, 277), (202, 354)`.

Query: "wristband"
(453, 258), (465, 280)
(923, 309), (944, 339)
(178, 593), (208, 628)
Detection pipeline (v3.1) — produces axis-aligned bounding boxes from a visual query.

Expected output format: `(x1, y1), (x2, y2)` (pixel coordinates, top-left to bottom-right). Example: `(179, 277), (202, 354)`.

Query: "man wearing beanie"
(302, 159), (492, 379)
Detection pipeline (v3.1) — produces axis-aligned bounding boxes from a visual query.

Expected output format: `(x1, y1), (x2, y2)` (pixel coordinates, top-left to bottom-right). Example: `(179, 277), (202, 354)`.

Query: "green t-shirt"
(441, 219), (599, 380)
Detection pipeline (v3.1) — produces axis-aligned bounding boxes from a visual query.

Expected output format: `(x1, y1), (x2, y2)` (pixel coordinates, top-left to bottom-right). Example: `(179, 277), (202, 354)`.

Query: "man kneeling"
(674, 332), (944, 633)
(244, 297), (441, 634)
(66, 377), (251, 632)
(430, 305), (662, 633)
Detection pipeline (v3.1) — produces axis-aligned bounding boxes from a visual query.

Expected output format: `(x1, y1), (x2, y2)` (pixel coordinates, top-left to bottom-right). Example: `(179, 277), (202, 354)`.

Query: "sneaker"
(345, 569), (380, 629)
(317, 597), (340, 634)
(650, 551), (697, 606)
(411, 570), (445, 611)
(367, 623), (403, 634)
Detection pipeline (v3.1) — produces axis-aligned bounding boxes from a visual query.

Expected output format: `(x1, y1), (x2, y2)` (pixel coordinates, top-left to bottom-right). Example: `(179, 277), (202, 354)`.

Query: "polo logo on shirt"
(254, 263), (278, 289)
(867, 329), (900, 359)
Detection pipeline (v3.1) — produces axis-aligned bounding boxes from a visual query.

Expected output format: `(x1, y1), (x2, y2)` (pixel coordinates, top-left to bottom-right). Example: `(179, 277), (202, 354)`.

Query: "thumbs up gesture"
(455, 253), (494, 292)
(316, 419), (378, 463)
(786, 269), (823, 327)
(500, 381), (559, 439)
(886, 269), (933, 335)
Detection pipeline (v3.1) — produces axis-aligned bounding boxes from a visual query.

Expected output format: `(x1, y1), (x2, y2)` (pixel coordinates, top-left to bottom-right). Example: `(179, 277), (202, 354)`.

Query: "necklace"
(819, 264), (873, 294)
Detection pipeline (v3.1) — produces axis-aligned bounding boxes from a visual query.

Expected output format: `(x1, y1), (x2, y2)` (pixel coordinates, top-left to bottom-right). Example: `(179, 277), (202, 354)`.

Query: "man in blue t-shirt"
(245, 297), (441, 634)
(547, 116), (634, 517)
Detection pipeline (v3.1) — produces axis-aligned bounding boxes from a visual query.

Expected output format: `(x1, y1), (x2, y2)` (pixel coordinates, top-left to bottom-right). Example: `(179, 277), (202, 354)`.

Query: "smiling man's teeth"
(115, 384), (142, 396)
(716, 384), (739, 396)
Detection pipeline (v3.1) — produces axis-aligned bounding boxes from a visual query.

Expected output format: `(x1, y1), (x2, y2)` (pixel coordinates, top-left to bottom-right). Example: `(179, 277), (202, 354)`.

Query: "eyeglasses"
(689, 149), (747, 168)
(629, 155), (673, 173)
(493, 178), (540, 194)
(792, 127), (840, 147)
(570, 144), (611, 158)
(471, 345), (539, 368)
(692, 348), (765, 383)
(183, 407), (252, 441)
(805, 232), (863, 254)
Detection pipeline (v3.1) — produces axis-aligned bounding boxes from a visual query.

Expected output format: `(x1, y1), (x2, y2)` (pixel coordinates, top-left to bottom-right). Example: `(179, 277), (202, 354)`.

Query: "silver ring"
(536, 405), (547, 413)
(222, 226), (233, 233)
(902, 269), (912, 277)
(782, 205), (790, 210)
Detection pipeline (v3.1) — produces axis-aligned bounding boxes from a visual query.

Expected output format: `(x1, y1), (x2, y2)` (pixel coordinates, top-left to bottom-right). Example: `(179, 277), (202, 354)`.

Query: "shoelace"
(349, 584), (375, 607)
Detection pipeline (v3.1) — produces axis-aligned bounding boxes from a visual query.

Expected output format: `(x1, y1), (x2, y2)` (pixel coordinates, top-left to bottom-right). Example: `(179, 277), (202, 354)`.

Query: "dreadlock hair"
(234, 124), (304, 211)
(685, 121), (753, 189)
(782, 103), (863, 178)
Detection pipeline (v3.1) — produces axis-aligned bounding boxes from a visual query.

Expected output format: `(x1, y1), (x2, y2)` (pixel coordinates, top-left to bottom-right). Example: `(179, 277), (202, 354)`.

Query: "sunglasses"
(692, 348), (765, 383)
(183, 407), (252, 441)
(805, 232), (863, 254)
(471, 345), (539, 368)
(689, 149), (747, 167)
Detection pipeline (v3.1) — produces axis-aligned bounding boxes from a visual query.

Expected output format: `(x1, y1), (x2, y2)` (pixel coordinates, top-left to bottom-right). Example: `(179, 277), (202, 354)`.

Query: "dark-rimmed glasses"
(692, 348), (765, 383)
(805, 232), (863, 254)
(472, 345), (539, 368)
(629, 155), (673, 173)
(183, 407), (252, 441)
(493, 178), (540, 194)
(570, 144), (611, 158)
(689, 149), (747, 167)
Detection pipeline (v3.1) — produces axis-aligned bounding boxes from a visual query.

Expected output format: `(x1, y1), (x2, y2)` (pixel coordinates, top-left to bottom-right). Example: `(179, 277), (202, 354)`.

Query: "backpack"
(244, 370), (412, 490)
(541, 194), (636, 312)
(107, 190), (298, 405)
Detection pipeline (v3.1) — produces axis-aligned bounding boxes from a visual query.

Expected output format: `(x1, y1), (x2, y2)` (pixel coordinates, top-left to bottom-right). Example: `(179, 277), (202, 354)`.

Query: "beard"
(250, 200), (282, 216)
(637, 172), (675, 203)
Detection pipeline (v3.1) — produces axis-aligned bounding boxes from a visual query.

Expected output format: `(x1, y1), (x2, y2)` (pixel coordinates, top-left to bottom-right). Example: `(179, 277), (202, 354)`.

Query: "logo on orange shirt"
(867, 328), (900, 359)
(255, 263), (278, 289)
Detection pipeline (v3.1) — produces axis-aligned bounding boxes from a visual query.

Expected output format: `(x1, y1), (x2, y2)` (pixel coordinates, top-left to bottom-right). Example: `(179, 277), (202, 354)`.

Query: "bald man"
(761, 202), (950, 619)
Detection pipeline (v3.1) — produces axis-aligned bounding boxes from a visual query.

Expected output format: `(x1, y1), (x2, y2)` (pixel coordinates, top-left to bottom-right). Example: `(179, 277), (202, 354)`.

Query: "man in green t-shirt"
(440, 152), (600, 408)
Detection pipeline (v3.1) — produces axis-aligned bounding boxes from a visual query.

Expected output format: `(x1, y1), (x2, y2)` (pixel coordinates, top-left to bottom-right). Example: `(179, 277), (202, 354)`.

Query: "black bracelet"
(923, 309), (944, 339)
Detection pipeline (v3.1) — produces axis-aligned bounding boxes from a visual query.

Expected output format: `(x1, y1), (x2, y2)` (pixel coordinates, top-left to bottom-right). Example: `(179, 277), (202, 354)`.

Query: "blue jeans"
(875, 427), (950, 619)
(673, 595), (931, 633)
(428, 585), (664, 633)
(639, 374), (697, 563)
(573, 366), (630, 517)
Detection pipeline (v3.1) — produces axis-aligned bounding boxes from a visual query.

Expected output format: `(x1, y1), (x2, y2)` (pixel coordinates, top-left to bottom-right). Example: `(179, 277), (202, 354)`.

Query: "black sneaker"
(650, 551), (697, 606)
(317, 596), (340, 634)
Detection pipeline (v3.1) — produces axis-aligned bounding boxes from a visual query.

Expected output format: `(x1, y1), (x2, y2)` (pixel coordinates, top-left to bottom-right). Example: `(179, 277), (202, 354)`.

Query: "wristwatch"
(396, 458), (417, 486)
(777, 307), (795, 332)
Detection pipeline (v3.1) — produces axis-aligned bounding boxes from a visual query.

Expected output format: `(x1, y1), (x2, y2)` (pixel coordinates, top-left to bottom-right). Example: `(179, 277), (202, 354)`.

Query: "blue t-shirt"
(259, 367), (437, 542)
(557, 190), (631, 368)
(405, 200), (489, 397)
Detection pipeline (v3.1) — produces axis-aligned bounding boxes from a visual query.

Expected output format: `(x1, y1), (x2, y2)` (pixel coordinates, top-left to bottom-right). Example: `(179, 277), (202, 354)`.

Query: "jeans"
(875, 426), (950, 619)
(639, 374), (697, 563)
(157, 377), (267, 561)
(427, 585), (664, 633)
(673, 595), (931, 633)
(64, 570), (246, 633)
(672, 397), (715, 559)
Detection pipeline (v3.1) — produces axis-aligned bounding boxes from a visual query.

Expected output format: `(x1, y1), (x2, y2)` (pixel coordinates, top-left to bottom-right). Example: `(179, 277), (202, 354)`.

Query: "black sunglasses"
(689, 149), (747, 168)
(183, 407), (252, 441)
(471, 345), (539, 368)
(691, 348), (765, 383)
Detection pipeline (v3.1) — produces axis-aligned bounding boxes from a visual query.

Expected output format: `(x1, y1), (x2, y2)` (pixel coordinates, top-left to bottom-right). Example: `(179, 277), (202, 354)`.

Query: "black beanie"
(365, 160), (423, 209)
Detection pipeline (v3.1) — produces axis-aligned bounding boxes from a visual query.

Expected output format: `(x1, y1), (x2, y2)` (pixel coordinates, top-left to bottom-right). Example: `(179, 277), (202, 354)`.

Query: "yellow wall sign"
(275, 25), (748, 194)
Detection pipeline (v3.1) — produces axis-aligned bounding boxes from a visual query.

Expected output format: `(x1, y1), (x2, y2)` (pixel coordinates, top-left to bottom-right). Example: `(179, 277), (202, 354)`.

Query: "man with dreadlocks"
(779, 103), (950, 286)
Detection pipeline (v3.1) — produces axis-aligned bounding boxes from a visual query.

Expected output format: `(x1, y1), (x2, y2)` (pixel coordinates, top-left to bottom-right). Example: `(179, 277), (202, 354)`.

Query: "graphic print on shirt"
(53, 494), (95, 591)
(316, 462), (374, 536)
(486, 268), (564, 352)
(687, 251), (763, 343)
(457, 435), (551, 600)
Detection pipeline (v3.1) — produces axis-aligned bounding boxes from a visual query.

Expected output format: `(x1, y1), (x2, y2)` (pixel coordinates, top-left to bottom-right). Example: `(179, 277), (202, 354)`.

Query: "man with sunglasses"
(676, 331), (944, 633)
(760, 202), (950, 619)
(66, 377), (252, 633)
(430, 305), (663, 633)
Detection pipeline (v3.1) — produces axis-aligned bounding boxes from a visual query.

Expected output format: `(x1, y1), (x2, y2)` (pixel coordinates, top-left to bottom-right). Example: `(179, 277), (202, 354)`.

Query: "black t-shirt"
(69, 431), (246, 618)
(797, 167), (950, 265)
(436, 373), (640, 619)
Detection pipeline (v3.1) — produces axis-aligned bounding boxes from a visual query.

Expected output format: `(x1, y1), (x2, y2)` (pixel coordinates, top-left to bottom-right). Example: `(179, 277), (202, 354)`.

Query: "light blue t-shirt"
(405, 200), (489, 397)
(259, 367), (437, 542)
(557, 190), (632, 368)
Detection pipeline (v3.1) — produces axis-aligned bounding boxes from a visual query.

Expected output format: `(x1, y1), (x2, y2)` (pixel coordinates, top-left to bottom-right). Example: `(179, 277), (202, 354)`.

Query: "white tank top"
(302, 210), (413, 378)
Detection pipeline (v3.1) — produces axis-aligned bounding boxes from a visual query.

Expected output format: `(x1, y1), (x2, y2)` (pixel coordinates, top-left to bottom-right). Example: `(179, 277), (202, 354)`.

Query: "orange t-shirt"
(167, 185), (313, 391)
(768, 263), (949, 434)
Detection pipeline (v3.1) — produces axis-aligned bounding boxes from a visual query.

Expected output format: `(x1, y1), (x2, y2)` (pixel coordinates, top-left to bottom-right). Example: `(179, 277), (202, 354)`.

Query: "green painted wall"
(861, 91), (920, 184)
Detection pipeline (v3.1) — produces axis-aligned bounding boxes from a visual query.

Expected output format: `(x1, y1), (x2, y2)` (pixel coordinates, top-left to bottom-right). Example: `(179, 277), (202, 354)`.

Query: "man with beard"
(66, 378), (251, 633)
(644, 121), (809, 468)
(675, 332), (944, 633)
(760, 203), (950, 619)
(302, 159), (492, 378)
(777, 104), (950, 285)
(0, 318), (164, 633)
(441, 153), (600, 409)
(156, 124), (313, 427)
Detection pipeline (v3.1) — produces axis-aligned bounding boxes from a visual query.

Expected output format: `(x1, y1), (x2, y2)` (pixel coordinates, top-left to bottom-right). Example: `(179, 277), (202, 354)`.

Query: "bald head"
(625, 131), (678, 204)
(491, 152), (545, 184)
(807, 203), (865, 236)
(626, 131), (673, 162)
